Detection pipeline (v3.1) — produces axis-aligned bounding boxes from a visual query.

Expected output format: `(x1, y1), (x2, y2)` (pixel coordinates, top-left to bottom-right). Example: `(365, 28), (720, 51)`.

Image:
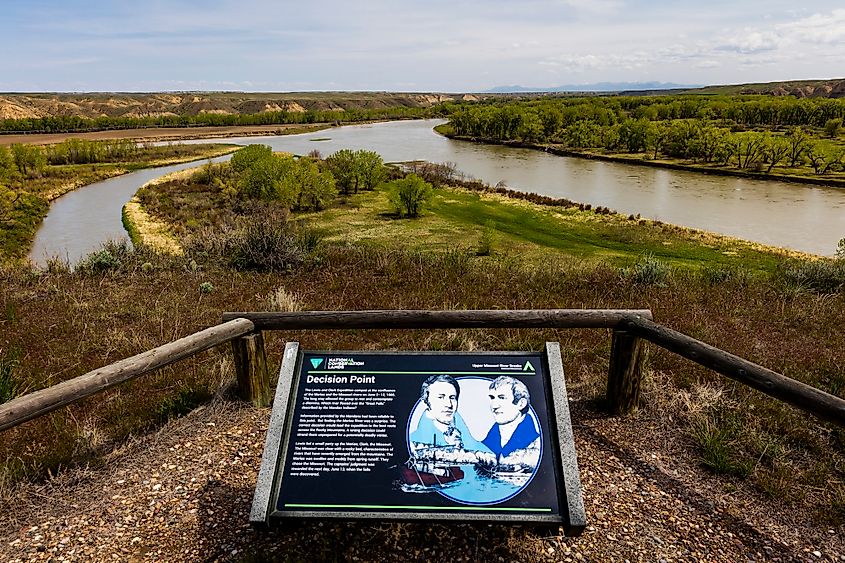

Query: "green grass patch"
(306, 183), (788, 272)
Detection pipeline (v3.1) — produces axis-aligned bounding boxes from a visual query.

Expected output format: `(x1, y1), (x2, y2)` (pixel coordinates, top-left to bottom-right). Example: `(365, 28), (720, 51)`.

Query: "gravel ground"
(1, 400), (842, 562)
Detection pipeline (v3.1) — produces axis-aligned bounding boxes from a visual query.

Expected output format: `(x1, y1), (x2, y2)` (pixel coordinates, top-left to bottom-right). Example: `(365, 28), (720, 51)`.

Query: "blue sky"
(2, 0), (844, 92)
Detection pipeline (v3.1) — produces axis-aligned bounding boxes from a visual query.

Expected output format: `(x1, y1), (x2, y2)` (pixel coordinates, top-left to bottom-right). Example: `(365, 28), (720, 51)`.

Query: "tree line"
(448, 99), (845, 175)
(0, 105), (443, 134)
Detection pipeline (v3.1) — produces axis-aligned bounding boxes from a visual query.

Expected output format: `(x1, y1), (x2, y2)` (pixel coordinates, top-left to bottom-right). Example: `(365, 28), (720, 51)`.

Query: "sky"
(2, 0), (844, 92)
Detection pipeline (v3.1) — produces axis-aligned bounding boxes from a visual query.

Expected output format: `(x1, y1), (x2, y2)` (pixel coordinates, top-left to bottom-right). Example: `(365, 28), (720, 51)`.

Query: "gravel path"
(1, 400), (842, 562)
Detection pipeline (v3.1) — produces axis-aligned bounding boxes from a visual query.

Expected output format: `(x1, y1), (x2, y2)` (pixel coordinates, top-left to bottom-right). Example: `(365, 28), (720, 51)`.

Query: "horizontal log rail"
(220, 309), (654, 330)
(0, 318), (256, 432)
(3, 309), (844, 433)
(621, 314), (845, 428)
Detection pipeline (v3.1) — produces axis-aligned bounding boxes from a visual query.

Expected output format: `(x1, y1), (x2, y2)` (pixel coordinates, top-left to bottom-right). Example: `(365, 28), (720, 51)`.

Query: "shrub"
(199, 281), (214, 294)
(389, 174), (433, 218)
(621, 253), (671, 286)
(223, 221), (321, 272)
(824, 118), (843, 139)
(775, 259), (845, 294)
(700, 264), (750, 286)
(76, 240), (133, 274)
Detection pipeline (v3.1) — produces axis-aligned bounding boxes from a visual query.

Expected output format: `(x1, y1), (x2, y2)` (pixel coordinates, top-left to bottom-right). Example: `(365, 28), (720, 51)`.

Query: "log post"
(606, 330), (646, 415)
(232, 331), (271, 407)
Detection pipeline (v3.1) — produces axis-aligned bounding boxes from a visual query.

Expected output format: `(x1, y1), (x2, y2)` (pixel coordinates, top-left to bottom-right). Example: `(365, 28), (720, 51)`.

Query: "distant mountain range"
(485, 82), (701, 93)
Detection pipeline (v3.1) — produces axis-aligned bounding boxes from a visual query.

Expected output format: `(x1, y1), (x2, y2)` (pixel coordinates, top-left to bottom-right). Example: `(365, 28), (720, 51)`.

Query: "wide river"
(29, 119), (845, 265)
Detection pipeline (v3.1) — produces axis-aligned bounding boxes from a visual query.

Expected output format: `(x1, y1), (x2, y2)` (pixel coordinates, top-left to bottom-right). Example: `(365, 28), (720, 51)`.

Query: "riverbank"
(0, 123), (331, 147)
(437, 126), (845, 189)
(121, 170), (190, 257)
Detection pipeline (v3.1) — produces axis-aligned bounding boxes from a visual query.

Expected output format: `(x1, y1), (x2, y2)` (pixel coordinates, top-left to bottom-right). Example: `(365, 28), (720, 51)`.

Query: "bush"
(700, 264), (750, 286)
(775, 259), (845, 294)
(389, 174), (433, 218)
(621, 254), (671, 286)
(212, 221), (323, 272)
(76, 240), (133, 274)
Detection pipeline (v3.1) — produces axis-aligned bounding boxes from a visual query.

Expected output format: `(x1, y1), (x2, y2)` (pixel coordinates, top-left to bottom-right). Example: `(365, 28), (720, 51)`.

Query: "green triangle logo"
(310, 358), (324, 369)
(523, 360), (535, 372)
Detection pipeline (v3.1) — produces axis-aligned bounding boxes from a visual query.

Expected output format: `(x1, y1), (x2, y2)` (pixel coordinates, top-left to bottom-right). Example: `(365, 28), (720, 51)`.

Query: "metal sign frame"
(250, 342), (585, 534)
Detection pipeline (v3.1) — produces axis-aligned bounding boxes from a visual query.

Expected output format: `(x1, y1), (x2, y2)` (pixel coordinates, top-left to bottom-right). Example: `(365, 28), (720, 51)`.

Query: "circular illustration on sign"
(403, 375), (542, 505)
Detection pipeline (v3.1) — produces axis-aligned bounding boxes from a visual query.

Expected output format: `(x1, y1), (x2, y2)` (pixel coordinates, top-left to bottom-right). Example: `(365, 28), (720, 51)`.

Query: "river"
(28, 119), (845, 265)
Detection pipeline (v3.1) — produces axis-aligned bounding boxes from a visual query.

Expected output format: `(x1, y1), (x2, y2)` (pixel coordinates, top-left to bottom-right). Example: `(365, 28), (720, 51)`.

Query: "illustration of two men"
(410, 374), (539, 459)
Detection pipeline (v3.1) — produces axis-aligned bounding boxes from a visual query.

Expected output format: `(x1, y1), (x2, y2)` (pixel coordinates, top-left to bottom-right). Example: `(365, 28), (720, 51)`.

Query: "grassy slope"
(304, 184), (791, 272)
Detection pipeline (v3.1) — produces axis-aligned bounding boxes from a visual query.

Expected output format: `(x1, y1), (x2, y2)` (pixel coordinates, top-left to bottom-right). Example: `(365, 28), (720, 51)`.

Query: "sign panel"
(252, 344), (584, 531)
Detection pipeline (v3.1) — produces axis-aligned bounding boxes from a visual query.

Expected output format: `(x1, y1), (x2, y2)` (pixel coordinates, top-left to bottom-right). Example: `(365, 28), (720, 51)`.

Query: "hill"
(0, 92), (481, 121)
(680, 78), (845, 98)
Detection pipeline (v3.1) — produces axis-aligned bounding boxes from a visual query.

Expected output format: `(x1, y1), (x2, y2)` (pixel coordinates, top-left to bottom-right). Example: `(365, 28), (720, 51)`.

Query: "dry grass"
(0, 240), (844, 519)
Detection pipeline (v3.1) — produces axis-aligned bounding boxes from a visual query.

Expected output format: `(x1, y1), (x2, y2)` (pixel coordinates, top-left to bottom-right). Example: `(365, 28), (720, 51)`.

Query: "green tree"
(390, 174), (433, 218)
(10, 143), (46, 176)
(355, 150), (386, 191)
(239, 154), (288, 200)
(785, 128), (811, 167)
(806, 143), (845, 175)
(0, 184), (21, 224)
(230, 144), (273, 174)
(824, 118), (842, 138)
(293, 158), (337, 211)
(325, 149), (361, 195)
(762, 135), (790, 173)
(732, 132), (767, 169)
(0, 146), (13, 179)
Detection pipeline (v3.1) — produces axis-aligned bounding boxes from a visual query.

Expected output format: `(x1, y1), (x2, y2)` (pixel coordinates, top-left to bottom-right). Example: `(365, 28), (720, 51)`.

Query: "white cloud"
(779, 8), (845, 43)
(694, 60), (721, 69)
(715, 30), (780, 54)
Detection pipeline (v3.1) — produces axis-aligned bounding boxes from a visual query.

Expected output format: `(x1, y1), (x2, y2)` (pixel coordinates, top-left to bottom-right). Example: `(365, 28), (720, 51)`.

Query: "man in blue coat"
(410, 374), (488, 452)
(482, 376), (539, 459)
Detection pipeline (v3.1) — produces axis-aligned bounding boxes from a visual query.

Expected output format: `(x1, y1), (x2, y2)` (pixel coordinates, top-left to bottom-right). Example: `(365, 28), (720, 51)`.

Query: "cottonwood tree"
(806, 144), (845, 175)
(325, 149), (361, 195)
(762, 136), (790, 173)
(785, 128), (811, 167)
(293, 158), (337, 211)
(356, 150), (386, 191)
(732, 132), (767, 169)
(10, 143), (46, 176)
(230, 144), (273, 174)
(390, 174), (432, 218)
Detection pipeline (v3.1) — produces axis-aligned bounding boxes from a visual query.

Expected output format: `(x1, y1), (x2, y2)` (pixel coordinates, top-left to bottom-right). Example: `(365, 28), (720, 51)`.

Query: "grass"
(298, 182), (793, 273)
(1, 234), (844, 520)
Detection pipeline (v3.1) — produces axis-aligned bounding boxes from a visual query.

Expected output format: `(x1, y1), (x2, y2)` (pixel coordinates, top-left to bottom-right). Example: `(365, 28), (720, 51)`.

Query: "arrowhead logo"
(523, 361), (535, 372)
(310, 358), (324, 369)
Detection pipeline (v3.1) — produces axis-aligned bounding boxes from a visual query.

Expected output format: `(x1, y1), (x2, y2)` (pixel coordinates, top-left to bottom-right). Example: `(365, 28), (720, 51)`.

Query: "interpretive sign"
(251, 343), (585, 533)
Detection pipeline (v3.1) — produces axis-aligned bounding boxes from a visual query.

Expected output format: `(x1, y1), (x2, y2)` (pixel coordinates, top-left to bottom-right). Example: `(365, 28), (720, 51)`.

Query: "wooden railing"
(1, 309), (844, 432)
